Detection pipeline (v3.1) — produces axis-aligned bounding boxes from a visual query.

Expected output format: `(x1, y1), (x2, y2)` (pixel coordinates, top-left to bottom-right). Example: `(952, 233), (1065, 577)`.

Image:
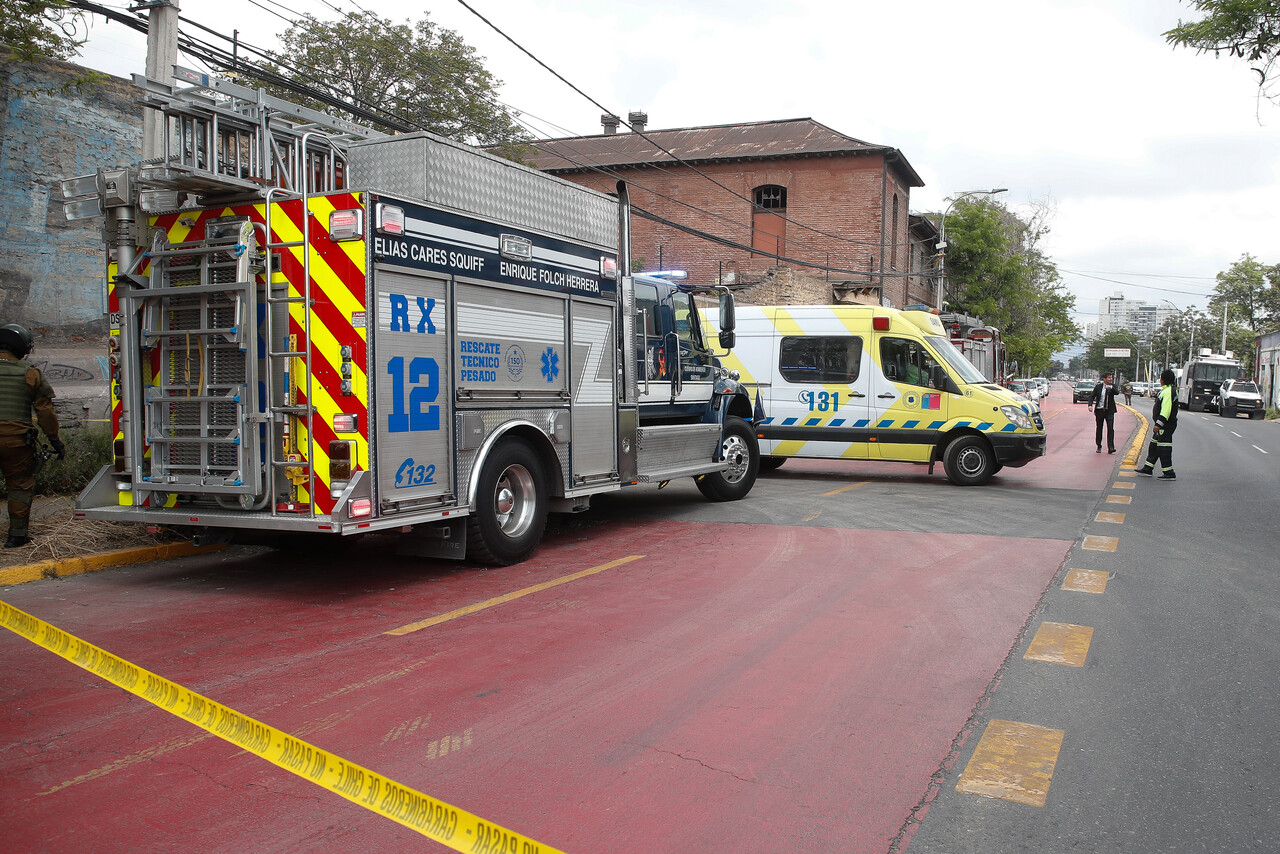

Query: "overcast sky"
(73, 0), (1280, 330)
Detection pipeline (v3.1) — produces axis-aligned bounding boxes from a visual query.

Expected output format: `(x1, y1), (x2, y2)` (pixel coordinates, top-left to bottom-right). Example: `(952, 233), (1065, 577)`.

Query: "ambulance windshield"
(926, 336), (987, 385)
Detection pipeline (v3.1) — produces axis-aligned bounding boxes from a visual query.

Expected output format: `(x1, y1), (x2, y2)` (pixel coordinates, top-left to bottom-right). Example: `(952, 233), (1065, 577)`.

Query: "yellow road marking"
(1117, 470), (1136, 477)
(956, 719), (1065, 807)
(1063, 568), (1109, 594)
(1112, 481), (1135, 490)
(0, 601), (560, 853)
(1025, 622), (1094, 666)
(1083, 535), (1119, 552)
(386, 555), (645, 636)
(1106, 495), (1131, 504)
(802, 509), (823, 522)
(823, 481), (869, 496)
(1096, 511), (1126, 524)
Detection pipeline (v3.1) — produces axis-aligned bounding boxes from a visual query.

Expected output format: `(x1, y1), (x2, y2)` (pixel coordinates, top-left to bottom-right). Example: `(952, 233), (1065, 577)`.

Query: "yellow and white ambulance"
(709, 304), (1046, 485)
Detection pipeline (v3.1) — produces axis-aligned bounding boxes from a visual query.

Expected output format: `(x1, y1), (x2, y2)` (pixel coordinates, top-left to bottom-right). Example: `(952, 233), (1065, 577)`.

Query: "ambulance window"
(880, 337), (940, 388)
(779, 336), (862, 383)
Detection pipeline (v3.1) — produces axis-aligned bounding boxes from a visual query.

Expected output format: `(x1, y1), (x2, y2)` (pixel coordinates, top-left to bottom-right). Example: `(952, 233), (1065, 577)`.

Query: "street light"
(935, 188), (1008, 311)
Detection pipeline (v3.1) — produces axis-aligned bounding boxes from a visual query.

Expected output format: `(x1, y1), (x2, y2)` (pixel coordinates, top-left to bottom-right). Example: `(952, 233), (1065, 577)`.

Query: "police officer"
(1089, 370), (1118, 454)
(1136, 368), (1178, 480)
(0, 324), (65, 547)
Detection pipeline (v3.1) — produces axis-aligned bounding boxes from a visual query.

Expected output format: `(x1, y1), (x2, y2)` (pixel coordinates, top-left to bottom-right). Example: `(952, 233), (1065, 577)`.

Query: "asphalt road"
(1, 384), (1275, 853)
(907, 402), (1280, 853)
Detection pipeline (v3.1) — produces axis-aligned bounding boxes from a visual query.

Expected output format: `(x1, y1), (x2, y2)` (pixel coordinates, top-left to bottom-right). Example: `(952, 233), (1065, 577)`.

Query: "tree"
(942, 199), (1079, 376)
(252, 10), (528, 149)
(1, 0), (84, 62)
(1084, 332), (1149, 382)
(1165, 1), (1280, 103)
(1208, 253), (1275, 331)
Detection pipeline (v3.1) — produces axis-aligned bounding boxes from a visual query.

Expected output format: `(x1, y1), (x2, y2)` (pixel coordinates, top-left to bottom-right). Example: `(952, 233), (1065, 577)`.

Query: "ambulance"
(710, 304), (1046, 485)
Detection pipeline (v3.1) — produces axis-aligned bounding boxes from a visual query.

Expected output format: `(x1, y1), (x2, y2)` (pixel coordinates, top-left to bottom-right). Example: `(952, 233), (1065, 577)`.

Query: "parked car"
(1015, 379), (1043, 401)
(1131, 381), (1150, 398)
(1073, 380), (1095, 403)
(1008, 380), (1030, 400)
(1215, 379), (1265, 419)
(1032, 377), (1050, 397)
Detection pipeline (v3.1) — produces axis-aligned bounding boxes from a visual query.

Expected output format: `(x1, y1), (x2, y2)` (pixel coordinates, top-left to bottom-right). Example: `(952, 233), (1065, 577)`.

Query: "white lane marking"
(1232, 431), (1242, 437)
(1254, 445), (1269, 455)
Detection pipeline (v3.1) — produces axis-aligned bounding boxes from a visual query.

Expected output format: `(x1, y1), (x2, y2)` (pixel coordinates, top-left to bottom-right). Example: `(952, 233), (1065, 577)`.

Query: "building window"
(752, 185), (787, 258)
(891, 193), (899, 270)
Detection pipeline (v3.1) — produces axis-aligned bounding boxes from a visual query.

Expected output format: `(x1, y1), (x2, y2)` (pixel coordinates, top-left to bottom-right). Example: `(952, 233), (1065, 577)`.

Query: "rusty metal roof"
(522, 118), (923, 187)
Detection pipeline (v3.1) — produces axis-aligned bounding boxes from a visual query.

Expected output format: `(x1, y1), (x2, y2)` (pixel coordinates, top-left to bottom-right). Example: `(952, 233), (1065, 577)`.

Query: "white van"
(709, 304), (1047, 485)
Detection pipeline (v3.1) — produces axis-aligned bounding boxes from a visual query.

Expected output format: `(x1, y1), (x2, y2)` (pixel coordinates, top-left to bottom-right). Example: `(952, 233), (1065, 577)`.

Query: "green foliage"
(942, 199), (1079, 376)
(1147, 308), (1256, 372)
(1208, 253), (1279, 331)
(1165, 1), (1280, 99)
(0, 0), (84, 61)
(251, 10), (529, 148)
(35, 425), (111, 495)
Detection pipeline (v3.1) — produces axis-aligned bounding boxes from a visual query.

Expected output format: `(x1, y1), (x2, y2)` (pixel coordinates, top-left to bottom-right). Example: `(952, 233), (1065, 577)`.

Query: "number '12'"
(387, 356), (440, 432)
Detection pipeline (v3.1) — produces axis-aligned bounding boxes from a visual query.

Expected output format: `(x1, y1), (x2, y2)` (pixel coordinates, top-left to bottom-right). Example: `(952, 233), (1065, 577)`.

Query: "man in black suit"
(1089, 370), (1118, 454)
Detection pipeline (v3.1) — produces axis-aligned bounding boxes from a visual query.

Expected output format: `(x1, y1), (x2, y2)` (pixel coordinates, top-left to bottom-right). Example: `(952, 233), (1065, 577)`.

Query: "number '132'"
(387, 356), (439, 432)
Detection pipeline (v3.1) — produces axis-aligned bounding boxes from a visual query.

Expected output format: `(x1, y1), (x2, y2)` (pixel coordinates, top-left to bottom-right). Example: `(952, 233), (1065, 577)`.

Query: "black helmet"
(0, 324), (34, 358)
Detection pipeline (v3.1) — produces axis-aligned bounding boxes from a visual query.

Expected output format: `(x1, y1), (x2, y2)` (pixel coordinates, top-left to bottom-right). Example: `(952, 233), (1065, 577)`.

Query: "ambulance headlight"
(1000, 405), (1035, 430)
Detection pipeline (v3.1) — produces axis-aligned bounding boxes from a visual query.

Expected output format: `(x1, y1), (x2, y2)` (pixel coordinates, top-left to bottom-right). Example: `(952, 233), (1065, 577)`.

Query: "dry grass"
(1, 496), (177, 568)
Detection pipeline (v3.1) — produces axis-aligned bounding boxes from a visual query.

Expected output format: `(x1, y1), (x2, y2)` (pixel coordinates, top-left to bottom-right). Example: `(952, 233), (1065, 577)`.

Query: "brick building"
(522, 116), (933, 307)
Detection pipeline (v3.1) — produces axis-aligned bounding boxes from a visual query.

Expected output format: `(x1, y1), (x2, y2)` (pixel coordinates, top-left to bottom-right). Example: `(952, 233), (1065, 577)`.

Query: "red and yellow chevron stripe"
(120, 192), (371, 518)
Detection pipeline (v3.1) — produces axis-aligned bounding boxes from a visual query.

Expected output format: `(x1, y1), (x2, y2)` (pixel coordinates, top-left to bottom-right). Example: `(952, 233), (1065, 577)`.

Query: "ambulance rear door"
(756, 308), (873, 461)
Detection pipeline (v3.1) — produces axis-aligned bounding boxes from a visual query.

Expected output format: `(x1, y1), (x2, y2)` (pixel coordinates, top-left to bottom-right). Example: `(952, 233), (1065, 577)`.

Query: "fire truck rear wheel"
(943, 434), (996, 486)
(695, 416), (760, 501)
(467, 438), (547, 565)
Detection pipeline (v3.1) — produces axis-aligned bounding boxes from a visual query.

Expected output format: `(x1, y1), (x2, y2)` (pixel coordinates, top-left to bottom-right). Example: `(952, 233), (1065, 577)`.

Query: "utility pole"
(139, 0), (181, 161)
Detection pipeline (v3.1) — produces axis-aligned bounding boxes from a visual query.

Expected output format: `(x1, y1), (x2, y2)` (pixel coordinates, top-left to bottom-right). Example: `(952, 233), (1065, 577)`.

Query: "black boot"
(4, 535), (32, 548)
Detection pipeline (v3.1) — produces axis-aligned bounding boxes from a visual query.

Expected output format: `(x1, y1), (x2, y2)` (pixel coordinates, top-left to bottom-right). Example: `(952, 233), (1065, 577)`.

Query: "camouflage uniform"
(0, 347), (62, 546)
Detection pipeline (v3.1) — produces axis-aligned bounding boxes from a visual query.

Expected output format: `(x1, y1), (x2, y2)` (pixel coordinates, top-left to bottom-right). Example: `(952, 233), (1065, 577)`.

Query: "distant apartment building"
(1094, 292), (1178, 341)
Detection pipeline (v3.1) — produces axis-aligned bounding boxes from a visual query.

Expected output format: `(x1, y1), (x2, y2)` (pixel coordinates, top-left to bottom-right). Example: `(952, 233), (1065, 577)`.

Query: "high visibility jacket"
(1153, 385), (1178, 433)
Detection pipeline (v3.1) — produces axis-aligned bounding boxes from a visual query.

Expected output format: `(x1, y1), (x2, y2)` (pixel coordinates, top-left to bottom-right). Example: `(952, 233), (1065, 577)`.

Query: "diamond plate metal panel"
(455, 409), (572, 505)
(348, 133), (617, 249)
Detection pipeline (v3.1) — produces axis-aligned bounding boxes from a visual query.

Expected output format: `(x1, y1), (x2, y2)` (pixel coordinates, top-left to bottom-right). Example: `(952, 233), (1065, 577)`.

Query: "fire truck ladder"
(258, 132), (353, 516)
(139, 219), (266, 503)
(130, 66), (383, 210)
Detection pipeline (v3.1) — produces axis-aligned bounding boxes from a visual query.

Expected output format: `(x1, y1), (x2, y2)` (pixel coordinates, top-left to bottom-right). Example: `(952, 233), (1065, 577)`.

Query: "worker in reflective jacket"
(1136, 368), (1178, 480)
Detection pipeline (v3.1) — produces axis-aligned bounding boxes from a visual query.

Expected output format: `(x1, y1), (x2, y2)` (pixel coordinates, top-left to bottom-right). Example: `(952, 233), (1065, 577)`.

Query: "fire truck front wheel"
(467, 437), (548, 565)
(696, 416), (760, 501)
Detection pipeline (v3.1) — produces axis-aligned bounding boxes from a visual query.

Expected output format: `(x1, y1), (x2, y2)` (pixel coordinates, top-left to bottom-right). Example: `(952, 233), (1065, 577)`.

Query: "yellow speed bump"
(0, 600), (563, 854)
(957, 720), (1065, 807)
(1025, 621), (1094, 667)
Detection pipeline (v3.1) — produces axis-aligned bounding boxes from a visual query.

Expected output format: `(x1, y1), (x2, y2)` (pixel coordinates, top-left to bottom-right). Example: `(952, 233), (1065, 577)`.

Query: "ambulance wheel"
(696, 417), (760, 501)
(467, 438), (547, 566)
(943, 435), (996, 486)
(760, 456), (787, 472)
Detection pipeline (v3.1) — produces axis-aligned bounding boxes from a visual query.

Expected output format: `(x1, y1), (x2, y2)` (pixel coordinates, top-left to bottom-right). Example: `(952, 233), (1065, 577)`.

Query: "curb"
(0, 542), (225, 587)
(1118, 402), (1150, 467)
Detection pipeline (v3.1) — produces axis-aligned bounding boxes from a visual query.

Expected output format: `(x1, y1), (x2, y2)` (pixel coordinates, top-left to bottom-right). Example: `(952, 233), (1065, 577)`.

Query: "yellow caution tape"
(0, 599), (564, 854)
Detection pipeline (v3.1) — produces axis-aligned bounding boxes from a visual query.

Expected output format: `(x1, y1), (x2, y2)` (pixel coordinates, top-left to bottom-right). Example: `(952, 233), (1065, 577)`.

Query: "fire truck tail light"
(329, 209), (363, 241)
(376, 204), (404, 235)
(329, 440), (354, 481)
(333, 413), (359, 433)
(600, 256), (618, 280)
(349, 498), (372, 518)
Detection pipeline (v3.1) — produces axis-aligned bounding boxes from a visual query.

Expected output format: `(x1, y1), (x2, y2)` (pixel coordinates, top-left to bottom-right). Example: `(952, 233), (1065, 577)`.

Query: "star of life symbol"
(541, 347), (559, 382)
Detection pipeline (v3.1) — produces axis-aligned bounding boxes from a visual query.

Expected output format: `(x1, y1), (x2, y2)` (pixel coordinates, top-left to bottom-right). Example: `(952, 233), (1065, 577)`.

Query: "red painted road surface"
(0, 385), (1129, 853)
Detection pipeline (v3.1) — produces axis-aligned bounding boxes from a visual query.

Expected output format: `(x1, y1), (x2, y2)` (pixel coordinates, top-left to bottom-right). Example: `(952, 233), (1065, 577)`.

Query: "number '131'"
(387, 356), (439, 432)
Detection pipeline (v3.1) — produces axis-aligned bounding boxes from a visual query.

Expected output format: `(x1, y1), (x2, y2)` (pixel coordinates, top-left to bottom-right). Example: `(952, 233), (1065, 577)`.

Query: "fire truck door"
(373, 269), (453, 504)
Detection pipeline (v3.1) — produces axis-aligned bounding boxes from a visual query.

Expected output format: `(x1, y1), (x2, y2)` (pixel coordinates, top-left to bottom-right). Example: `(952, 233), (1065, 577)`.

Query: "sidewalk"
(0, 495), (216, 586)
